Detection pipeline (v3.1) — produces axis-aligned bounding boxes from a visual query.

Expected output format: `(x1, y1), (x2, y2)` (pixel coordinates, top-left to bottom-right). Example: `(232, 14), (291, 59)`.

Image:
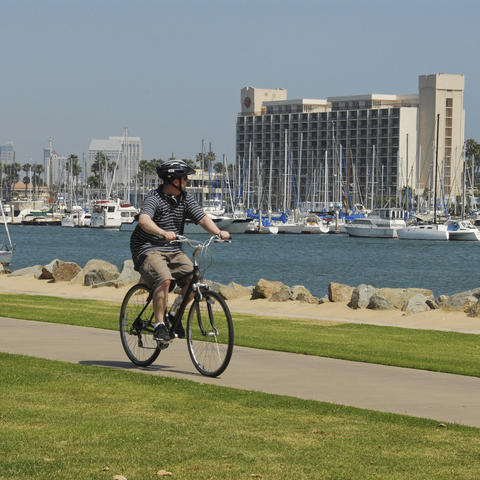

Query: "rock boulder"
(290, 285), (320, 304)
(251, 278), (291, 302)
(328, 282), (354, 303)
(10, 265), (43, 278)
(71, 259), (119, 287)
(367, 287), (434, 311)
(402, 294), (431, 314)
(437, 288), (480, 312)
(39, 259), (82, 282)
(215, 281), (252, 300)
(348, 284), (377, 309)
(116, 259), (141, 287)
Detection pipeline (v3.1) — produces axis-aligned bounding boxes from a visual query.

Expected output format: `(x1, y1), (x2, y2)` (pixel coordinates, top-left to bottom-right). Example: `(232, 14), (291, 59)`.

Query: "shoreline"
(1, 275), (480, 334)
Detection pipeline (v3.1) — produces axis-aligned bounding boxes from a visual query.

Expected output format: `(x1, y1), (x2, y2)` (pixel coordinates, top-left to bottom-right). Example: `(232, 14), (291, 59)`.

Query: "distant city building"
(0, 142), (15, 164)
(235, 74), (465, 211)
(44, 138), (66, 187)
(88, 132), (142, 195)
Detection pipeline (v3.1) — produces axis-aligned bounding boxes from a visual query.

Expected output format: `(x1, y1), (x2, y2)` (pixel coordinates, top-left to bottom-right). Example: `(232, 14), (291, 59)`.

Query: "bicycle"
(119, 235), (234, 377)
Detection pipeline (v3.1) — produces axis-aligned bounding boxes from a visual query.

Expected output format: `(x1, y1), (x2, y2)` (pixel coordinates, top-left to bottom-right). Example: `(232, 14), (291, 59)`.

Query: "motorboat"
(397, 223), (449, 241)
(21, 210), (62, 225)
(445, 219), (480, 241)
(90, 199), (138, 229)
(61, 207), (91, 228)
(344, 208), (406, 238)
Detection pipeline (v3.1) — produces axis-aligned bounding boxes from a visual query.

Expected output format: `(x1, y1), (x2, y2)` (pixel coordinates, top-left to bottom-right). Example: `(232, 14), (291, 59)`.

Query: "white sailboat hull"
(225, 218), (252, 234)
(345, 225), (399, 238)
(0, 250), (13, 265)
(245, 220), (278, 234)
(301, 224), (329, 234)
(397, 225), (449, 240)
(276, 223), (304, 234)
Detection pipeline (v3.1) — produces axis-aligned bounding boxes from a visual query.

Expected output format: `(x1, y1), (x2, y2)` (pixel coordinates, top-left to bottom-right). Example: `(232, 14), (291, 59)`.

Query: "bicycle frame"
(166, 235), (222, 336)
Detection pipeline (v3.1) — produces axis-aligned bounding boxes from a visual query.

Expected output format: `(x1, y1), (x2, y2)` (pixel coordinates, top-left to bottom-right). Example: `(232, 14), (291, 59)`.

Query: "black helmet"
(156, 159), (195, 180)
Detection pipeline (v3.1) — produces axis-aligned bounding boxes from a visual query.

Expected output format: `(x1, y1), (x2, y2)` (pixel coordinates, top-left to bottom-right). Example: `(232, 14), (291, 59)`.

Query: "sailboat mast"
(283, 129), (288, 212)
(406, 134), (409, 213)
(370, 145), (375, 211)
(324, 150), (328, 209)
(298, 132), (303, 206)
(247, 142), (252, 210)
(434, 114), (440, 224)
(268, 143), (273, 215)
(461, 149), (466, 220)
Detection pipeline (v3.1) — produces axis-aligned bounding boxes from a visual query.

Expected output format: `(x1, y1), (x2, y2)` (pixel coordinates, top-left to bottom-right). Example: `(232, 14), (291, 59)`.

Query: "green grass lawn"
(0, 353), (479, 480)
(1, 293), (480, 377)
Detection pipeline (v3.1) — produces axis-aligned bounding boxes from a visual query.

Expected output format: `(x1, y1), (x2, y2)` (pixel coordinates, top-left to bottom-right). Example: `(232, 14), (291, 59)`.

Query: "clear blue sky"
(1, 0), (479, 165)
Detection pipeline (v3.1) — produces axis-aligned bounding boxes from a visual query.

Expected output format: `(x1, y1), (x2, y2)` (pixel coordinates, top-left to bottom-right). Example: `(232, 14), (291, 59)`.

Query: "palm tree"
(33, 164), (45, 199)
(8, 162), (21, 198)
(66, 154), (82, 194)
(23, 163), (32, 196)
(465, 139), (480, 162)
(91, 152), (107, 189)
(137, 159), (150, 193)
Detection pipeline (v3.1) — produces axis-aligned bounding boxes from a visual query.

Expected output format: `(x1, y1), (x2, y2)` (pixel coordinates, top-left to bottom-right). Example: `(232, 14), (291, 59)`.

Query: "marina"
(6, 224), (480, 299)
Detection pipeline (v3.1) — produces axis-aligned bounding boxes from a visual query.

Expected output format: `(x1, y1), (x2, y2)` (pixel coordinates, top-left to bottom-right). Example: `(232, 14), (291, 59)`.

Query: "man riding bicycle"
(130, 159), (230, 342)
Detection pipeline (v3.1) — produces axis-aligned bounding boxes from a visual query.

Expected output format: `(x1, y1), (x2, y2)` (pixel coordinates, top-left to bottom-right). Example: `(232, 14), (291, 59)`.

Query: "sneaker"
(153, 323), (170, 342)
(173, 321), (185, 339)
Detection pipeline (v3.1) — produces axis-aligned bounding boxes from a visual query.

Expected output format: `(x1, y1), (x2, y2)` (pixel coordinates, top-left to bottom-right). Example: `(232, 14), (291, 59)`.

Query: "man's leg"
(152, 279), (170, 324)
(138, 252), (173, 341)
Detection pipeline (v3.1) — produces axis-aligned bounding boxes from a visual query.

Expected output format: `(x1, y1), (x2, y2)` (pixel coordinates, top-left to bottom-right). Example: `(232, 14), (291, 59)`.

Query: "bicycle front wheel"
(186, 290), (234, 377)
(120, 283), (161, 367)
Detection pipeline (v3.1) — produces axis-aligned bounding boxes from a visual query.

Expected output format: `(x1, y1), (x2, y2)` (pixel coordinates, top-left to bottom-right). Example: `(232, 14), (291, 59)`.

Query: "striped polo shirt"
(130, 187), (205, 269)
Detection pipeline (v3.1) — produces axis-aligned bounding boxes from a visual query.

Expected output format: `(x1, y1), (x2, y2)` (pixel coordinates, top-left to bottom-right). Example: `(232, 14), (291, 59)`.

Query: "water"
(6, 225), (480, 298)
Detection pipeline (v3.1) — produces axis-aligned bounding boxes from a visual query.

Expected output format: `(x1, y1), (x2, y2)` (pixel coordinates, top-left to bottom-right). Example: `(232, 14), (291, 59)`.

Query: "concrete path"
(1, 316), (480, 428)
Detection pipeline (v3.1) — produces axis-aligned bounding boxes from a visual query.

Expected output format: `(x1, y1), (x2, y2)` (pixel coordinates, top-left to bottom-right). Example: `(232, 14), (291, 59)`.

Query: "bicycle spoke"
(187, 290), (234, 377)
(120, 284), (161, 366)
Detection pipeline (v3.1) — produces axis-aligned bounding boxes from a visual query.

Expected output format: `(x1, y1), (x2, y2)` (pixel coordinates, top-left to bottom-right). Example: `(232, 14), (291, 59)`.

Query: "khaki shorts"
(139, 250), (193, 291)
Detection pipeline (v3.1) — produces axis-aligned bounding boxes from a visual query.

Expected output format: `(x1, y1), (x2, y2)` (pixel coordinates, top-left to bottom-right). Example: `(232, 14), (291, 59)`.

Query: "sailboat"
(0, 200), (14, 265)
(397, 115), (449, 241)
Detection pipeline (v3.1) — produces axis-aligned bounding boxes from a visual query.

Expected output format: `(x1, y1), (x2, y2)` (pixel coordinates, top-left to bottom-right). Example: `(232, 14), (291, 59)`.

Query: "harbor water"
(6, 225), (480, 298)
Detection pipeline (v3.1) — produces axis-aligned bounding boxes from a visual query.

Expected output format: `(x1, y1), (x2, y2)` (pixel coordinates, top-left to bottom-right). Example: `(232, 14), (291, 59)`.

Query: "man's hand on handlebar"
(162, 231), (177, 242)
(218, 230), (230, 241)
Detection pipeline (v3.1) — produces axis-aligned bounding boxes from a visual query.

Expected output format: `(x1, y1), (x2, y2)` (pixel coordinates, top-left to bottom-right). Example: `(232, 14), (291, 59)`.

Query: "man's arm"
(138, 213), (176, 241)
(198, 215), (230, 240)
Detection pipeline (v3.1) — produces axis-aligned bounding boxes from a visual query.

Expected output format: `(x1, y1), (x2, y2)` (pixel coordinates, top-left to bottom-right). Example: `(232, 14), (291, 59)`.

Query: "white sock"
(154, 322), (165, 328)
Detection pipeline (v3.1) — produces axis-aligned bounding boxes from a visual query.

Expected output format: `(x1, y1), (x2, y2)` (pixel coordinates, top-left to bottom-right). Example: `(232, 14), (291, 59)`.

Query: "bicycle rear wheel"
(120, 283), (161, 367)
(186, 290), (234, 377)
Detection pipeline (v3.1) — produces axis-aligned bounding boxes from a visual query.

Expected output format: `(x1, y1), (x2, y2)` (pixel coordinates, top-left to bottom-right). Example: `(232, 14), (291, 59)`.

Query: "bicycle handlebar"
(174, 234), (231, 249)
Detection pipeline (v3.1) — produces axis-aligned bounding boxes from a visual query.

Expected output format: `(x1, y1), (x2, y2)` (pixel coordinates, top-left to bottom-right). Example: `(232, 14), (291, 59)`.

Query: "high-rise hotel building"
(235, 74), (465, 212)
